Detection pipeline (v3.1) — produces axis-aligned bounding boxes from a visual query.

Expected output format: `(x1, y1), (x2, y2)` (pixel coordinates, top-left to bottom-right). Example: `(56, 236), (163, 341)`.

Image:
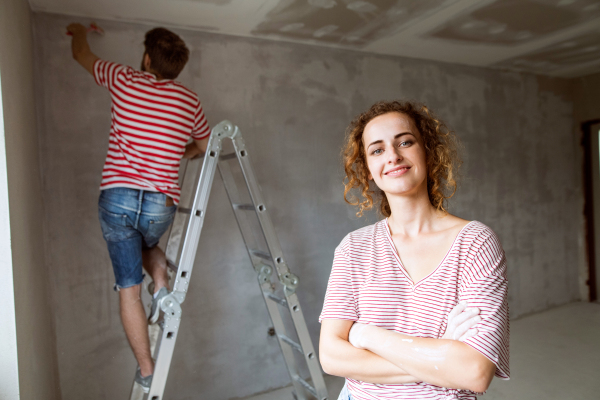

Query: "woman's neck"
(386, 188), (441, 237)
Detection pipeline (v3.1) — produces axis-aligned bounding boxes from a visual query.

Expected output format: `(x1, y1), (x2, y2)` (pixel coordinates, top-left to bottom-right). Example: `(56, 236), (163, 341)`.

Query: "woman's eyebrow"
(367, 132), (413, 148)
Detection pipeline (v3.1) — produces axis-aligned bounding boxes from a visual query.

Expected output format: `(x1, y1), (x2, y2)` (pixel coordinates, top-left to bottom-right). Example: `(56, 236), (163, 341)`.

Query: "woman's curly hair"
(343, 101), (461, 217)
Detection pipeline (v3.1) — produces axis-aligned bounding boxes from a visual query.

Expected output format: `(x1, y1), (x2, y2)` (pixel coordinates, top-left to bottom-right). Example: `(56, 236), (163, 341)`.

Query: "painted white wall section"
(0, 69), (20, 400)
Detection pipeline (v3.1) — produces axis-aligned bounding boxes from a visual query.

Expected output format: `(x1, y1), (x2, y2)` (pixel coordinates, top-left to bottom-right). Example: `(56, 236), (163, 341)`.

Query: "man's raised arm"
(67, 23), (99, 75)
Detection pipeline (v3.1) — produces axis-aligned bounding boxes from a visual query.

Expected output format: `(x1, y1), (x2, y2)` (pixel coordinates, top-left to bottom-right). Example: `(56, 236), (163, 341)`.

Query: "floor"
(241, 301), (600, 400)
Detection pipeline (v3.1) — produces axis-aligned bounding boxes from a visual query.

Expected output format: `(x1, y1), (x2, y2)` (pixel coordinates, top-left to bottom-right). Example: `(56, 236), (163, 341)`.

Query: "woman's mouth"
(385, 166), (410, 176)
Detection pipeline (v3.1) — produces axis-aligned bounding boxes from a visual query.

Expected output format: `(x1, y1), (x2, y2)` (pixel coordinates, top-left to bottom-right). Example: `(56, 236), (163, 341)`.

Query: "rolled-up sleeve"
(459, 233), (510, 379)
(319, 247), (359, 322)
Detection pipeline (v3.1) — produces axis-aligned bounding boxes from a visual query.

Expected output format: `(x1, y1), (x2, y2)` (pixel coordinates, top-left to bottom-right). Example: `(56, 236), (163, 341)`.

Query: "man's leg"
(120, 283), (154, 377)
(142, 246), (169, 294)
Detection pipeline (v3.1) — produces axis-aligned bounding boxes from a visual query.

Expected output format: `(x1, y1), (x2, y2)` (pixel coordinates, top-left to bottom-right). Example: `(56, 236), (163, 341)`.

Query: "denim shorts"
(337, 383), (352, 400)
(98, 187), (177, 290)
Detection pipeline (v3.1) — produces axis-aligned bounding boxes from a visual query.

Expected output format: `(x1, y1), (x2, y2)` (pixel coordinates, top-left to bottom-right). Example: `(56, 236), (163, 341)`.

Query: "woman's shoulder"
(337, 219), (388, 252)
(459, 220), (503, 248)
(457, 220), (507, 277)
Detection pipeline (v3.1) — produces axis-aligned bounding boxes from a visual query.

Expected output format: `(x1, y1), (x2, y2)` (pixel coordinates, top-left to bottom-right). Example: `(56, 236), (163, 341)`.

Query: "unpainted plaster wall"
(0, 2), (60, 400)
(32, 12), (583, 400)
(574, 72), (600, 125)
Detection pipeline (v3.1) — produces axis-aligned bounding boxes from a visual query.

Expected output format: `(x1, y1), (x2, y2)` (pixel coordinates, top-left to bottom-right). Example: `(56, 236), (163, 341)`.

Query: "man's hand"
(67, 22), (99, 75)
(66, 23), (87, 36)
(441, 301), (480, 341)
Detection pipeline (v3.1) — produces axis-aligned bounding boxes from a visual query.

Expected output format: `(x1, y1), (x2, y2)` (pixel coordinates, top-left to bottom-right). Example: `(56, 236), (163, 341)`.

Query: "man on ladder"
(67, 22), (210, 392)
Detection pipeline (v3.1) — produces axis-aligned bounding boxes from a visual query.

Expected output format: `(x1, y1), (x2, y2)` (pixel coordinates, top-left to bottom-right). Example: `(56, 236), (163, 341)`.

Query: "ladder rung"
(251, 249), (272, 261)
(167, 259), (178, 272)
(266, 293), (287, 306)
(178, 207), (192, 214)
(294, 376), (318, 398)
(278, 334), (303, 354)
(220, 152), (237, 161)
(234, 203), (255, 211)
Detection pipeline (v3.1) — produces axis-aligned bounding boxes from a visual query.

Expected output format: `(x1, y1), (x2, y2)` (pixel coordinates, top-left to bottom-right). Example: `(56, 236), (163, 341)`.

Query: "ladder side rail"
(282, 293), (329, 400)
(218, 159), (310, 399)
(146, 121), (232, 399)
(230, 133), (328, 399)
(229, 135), (291, 279)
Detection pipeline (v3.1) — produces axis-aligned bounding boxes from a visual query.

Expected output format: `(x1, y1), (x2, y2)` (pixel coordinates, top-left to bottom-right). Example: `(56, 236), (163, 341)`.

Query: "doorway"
(583, 120), (600, 301)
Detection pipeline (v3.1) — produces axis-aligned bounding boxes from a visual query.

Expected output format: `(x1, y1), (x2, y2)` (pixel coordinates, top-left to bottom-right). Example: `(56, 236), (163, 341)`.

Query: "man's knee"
(118, 283), (143, 305)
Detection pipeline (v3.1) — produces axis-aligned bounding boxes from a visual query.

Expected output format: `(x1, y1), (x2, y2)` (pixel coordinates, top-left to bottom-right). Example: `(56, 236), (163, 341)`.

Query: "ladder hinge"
(281, 272), (299, 295)
(256, 263), (273, 283)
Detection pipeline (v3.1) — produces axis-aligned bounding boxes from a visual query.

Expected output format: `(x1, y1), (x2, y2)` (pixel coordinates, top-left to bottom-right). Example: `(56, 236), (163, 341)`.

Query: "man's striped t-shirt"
(320, 220), (509, 400)
(93, 59), (210, 203)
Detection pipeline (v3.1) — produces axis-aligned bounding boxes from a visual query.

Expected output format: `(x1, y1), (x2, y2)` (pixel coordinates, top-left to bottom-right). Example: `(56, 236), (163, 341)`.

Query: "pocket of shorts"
(98, 205), (128, 227)
(144, 210), (176, 242)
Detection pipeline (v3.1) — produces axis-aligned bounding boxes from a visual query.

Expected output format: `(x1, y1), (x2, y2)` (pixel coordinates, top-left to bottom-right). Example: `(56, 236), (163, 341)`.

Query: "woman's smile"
(384, 165), (411, 177)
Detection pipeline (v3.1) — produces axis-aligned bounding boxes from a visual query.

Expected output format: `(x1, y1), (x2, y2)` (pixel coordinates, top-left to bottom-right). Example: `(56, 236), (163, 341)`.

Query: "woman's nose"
(388, 148), (402, 163)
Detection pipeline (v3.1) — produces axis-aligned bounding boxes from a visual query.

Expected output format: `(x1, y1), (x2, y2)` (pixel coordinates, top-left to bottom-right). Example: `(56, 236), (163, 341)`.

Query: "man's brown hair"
(143, 28), (189, 79)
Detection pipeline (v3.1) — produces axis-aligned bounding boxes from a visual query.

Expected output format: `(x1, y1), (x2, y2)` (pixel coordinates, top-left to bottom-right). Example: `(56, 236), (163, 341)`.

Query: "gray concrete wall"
(32, 12), (583, 400)
(573, 72), (600, 125)
(0, 2), (61, 400)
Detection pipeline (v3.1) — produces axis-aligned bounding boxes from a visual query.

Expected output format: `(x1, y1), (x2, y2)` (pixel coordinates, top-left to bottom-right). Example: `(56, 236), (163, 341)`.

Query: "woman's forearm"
(356, 325), (495, 392)
(320, 334), (418, 385)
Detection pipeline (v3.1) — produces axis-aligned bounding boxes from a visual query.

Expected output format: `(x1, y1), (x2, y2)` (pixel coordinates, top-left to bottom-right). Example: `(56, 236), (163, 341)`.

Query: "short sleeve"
(191, 102), (211, 140)
(319, 247), (359, 322)
(459, 232), (510, 380)
(93, 59), (127, 90)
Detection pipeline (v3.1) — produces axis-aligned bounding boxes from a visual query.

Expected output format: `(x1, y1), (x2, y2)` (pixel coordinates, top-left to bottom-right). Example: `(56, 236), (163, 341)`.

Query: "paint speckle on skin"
(435, 365), (439, 370)
(402, 339), (413, 343)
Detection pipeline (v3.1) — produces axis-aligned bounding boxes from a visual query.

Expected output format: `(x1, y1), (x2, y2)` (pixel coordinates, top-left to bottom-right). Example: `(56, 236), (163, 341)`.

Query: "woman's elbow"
(319, 348), (337, 376)
(465, 361), (496, 393)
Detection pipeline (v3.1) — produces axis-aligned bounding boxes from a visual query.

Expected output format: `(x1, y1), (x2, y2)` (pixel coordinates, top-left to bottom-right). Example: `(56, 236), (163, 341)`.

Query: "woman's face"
(363, 112), (427, 198)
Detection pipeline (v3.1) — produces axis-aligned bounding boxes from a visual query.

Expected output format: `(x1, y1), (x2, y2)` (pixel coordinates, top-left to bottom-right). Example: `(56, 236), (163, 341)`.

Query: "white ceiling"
(29, 0), (600, 78)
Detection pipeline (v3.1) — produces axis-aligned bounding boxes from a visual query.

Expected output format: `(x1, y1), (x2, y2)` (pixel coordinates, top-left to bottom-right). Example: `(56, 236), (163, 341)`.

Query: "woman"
(319, 101), (509, 400)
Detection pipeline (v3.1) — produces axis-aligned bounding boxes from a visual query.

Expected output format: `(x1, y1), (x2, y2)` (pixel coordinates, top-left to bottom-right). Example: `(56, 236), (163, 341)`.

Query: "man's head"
(142, 28), (189, 80)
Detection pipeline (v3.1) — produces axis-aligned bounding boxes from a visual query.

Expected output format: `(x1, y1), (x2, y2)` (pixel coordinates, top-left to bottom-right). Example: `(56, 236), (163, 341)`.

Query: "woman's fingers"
(458, 328), (478, 342)
(450, 307), (480, 329)
(447, 301), (468, 323)
(452, 315), (481, 340)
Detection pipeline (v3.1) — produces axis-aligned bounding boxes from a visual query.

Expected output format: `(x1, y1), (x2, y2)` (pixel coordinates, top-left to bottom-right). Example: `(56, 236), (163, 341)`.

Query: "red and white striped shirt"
(320, 220), (509, 400)
(94, 59), (210, 203)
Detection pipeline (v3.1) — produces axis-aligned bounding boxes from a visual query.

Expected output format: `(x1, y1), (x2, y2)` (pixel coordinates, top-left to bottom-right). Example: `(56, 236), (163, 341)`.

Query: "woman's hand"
(348, 322), (370, 349)
(442, 301), (481, 341)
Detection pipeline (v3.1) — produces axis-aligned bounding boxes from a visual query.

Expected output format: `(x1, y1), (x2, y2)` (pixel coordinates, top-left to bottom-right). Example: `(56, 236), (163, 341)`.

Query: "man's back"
(94, 59), (210, 203)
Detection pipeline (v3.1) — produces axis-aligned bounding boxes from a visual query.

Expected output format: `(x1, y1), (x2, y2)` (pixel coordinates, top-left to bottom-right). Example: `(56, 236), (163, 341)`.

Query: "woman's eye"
(372, 149), (383, 155)
(400, 140), (413, 147)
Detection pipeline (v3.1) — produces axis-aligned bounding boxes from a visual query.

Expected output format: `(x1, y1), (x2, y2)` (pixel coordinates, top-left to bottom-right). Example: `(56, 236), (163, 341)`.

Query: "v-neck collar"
(382, 218), (475, 288)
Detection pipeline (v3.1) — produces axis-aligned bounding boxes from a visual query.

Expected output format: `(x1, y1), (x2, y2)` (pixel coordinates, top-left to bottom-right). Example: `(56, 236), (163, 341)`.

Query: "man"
(67, 23), (210, 391)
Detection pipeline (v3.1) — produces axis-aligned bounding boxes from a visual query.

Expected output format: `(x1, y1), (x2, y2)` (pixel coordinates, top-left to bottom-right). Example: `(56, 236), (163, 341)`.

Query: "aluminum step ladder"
(129, 120), (329, 400)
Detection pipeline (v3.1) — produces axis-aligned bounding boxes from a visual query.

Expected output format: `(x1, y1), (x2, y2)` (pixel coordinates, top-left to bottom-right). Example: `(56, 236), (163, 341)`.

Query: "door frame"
(582, 119), (600, 302)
